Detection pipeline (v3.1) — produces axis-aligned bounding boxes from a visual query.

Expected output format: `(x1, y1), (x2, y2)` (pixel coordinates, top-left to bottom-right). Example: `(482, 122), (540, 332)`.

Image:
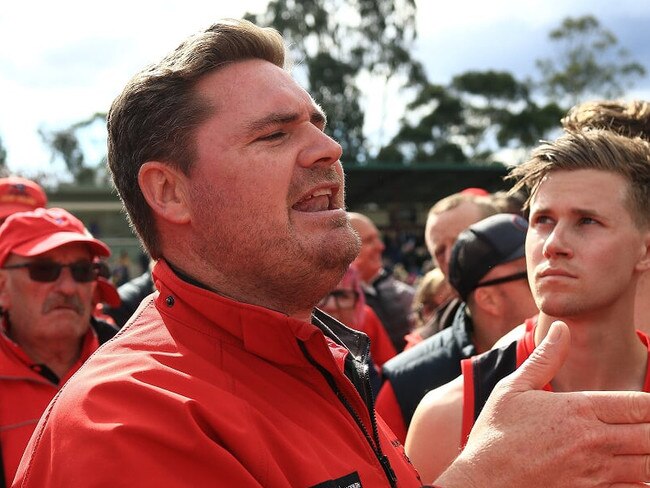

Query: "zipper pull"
(379, 454), (398, 487)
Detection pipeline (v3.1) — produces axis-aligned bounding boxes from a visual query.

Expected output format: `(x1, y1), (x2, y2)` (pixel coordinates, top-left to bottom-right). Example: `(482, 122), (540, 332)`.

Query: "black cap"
(449, 213), (528, 301)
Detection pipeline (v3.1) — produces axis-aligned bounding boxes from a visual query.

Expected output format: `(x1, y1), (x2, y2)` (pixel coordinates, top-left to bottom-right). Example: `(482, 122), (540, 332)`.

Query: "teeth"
(308, 189), (332, 199)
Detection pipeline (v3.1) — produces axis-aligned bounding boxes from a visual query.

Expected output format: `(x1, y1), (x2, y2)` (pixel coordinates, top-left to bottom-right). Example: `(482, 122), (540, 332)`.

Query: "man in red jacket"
(13, 19), (650, 488)
(0, 207), (115, 485)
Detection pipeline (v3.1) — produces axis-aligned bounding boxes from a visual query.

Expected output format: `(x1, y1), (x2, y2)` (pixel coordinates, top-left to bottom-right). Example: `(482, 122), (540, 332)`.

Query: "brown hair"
(107, 19), (287, 258)
(508, 129), (650, 227)
(561, 100), (650, 140)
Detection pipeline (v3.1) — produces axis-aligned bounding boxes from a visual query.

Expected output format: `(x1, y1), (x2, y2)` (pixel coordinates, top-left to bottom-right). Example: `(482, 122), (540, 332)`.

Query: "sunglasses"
(2, 260), (99, 283)
(317, 289), (359, 310)
(475, 271), (528, 289)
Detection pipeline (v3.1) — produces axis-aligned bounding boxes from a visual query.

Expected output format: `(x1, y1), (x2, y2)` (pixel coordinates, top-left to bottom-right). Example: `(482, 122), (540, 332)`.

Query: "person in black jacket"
(102, 265), (154, 328)
(376, 214), (537, 443)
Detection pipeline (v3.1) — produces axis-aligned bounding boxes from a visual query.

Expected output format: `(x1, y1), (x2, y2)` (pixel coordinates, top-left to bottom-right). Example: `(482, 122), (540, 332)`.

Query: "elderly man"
(348, 212), (415, 351)
(376, 214), (537, 443)
(13, 19), (650, 488)
(0, 207), (115, 484)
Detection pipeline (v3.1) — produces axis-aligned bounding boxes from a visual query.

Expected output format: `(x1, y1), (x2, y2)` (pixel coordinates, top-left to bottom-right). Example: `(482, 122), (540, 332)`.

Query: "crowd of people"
(1, 17), (650, 488)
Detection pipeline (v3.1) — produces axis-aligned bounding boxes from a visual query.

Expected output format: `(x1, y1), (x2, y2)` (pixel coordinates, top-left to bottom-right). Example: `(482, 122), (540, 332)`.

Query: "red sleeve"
(375, 381), (408, 445)
(361, 306), (397, 368)
(460, 357), (475, 448)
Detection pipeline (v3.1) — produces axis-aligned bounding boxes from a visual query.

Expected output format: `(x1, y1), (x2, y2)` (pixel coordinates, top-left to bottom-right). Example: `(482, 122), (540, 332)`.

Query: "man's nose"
(297, 127), (343, 168)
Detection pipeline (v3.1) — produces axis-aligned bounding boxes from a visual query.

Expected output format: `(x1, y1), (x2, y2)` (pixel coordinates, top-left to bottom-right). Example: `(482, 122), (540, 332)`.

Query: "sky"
(1, 0), (649, 178)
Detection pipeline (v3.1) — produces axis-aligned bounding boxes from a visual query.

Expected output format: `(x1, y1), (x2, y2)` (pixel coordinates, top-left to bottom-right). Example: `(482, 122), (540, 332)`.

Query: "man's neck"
(472, 313), (521, 354)
(535, 310), (648, 392)
(15, 335), (84, 380)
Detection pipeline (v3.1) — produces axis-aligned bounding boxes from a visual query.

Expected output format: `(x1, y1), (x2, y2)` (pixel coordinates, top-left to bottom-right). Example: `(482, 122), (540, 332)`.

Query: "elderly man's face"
(0, 243), (96, 347)
(350, 217), (385, 283)
(182, 59), (360, 314)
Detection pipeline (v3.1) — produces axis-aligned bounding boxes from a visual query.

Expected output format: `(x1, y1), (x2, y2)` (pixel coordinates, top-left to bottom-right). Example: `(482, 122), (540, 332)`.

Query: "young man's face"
(183, 59), (360, 313)
(526, 169), (650, 319)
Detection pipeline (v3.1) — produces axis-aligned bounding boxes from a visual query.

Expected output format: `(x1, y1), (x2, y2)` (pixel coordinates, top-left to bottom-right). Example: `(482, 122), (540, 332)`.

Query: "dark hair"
(107, 19), (286, 258)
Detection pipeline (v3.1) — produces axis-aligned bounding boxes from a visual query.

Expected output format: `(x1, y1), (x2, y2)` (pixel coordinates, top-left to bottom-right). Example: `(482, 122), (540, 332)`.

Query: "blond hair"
(508, 129), (650, 227)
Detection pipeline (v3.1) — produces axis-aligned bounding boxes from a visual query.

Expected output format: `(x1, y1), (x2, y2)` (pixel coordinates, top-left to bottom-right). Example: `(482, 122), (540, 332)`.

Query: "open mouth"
(292, 187), (337, 212)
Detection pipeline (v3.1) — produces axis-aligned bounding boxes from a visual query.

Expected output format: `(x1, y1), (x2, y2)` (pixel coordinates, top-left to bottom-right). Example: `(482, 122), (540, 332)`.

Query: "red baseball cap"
(0, 207), (111, 267)
(0, 177), (47, 220)
(460, 187), (489, 197)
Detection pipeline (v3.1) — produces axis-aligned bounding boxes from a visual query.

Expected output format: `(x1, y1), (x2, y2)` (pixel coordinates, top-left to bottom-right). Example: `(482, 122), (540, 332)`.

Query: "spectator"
(0, 177), (47, 224)
(376, 214), (536, 444)
(318, 266), (397, 369)
(348, 212), (415, 352)
(414, 192), (499, 341)
(13, 19), (650, 488)
(0, 207), (116, 484)
(102, 266), (155, 328)
(404, 267), (453, 348)
(406, 129), (650, 484)
(111, 250), (132, 287)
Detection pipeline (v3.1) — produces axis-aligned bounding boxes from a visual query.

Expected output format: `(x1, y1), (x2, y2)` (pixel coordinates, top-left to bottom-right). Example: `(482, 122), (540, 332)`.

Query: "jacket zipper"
(298, 341), (398, 488)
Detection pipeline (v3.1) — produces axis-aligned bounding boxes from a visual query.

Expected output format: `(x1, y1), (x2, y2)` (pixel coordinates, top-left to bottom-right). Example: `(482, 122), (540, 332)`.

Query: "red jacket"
(0, 328), (100, 484)
(14, 260), (422, 487)
(359, 306), (397, 368)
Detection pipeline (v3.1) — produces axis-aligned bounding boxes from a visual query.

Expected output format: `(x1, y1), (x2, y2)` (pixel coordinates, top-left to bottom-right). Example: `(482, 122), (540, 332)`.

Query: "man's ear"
(635, 229), (650, 273)
(473, 287), (500, 316)
(138, 162), (191, 225)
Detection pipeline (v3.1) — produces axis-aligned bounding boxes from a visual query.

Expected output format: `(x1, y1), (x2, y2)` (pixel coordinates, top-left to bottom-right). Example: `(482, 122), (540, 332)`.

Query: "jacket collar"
(152, 260), (370, 367)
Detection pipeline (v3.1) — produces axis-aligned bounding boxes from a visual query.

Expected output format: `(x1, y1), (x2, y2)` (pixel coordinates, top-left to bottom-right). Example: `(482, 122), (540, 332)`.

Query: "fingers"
(584, 390), (650, 424)
(601, 422), (650, 455)
(605, 454), (650, 485)
(506, 320), (570, 392)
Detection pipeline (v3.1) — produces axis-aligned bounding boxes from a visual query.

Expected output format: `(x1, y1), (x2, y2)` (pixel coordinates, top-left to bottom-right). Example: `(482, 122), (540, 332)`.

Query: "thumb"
(508, 321), (571, 392)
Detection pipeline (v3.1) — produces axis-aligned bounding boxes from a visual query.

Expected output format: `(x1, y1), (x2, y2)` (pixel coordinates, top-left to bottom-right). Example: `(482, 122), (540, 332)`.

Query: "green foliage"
(378, 14), (647, 165)
(39, 112), (108, 186)
(535, 15), (646, 105)
(380, 71), (536, 165)
(45, 9), (648, 181)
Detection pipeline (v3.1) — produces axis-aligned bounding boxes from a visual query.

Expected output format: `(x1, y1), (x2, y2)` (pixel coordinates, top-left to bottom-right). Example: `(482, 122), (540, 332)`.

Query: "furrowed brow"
(244, 112), (300, 135)
(311, 109), (327, 127)
(243, 107), (328, 136)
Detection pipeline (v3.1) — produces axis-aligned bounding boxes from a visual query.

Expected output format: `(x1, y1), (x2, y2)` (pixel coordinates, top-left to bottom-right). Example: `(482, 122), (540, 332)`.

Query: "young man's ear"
(635, 230), (650, 273)
(138, 162), (191, 225)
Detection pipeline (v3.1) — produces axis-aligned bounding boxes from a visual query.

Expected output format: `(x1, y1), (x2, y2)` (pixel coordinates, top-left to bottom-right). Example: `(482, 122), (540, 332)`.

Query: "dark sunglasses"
(475, 271), (528, 289)
(2, 260), (99, 283)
